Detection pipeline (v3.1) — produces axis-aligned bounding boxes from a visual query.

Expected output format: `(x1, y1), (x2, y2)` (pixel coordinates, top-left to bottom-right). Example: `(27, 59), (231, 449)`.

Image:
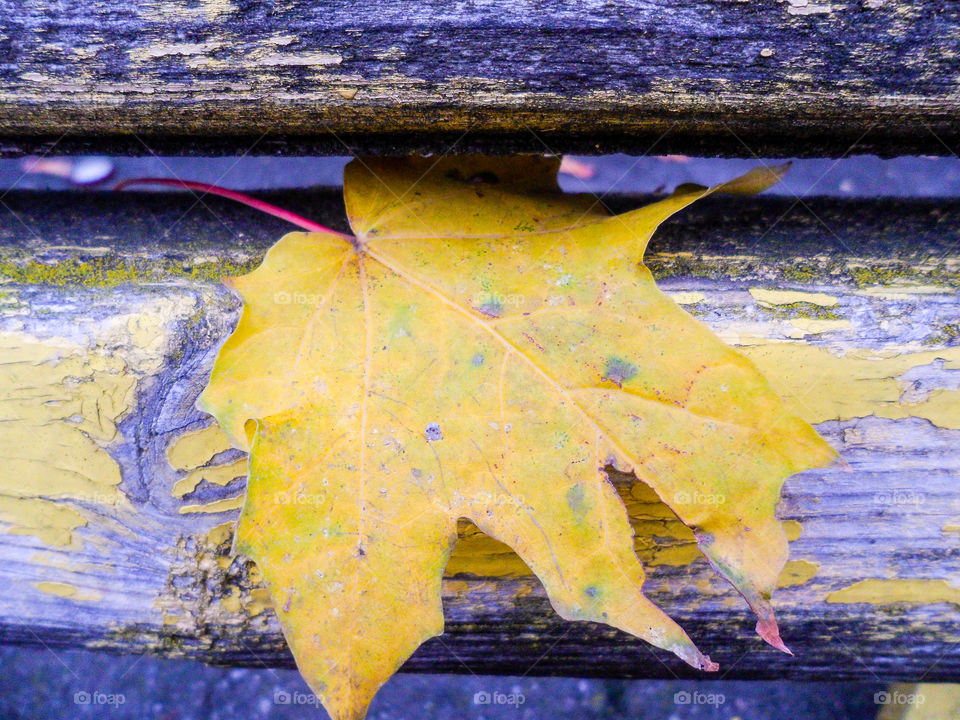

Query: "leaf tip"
(700, 655), (720, 673)
(671, 642), (719, 672)
(756, 615), (793, 655)
(715, 162), (791, 196)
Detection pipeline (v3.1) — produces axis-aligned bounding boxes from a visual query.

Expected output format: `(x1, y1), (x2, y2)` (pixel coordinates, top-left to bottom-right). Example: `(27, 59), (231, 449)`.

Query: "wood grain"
(0, 189), (958, 680)
(0, 1), (959, 156)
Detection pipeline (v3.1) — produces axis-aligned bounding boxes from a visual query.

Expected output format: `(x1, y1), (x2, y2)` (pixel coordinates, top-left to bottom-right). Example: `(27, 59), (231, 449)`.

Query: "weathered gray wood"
(0, 189), (959, 680)
(0, 1), (959, 157)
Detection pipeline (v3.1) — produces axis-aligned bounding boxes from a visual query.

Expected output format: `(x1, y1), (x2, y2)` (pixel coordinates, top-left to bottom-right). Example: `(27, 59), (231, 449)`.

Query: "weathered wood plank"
(0, 189), (959, 680)
(0, 1), (959, 157)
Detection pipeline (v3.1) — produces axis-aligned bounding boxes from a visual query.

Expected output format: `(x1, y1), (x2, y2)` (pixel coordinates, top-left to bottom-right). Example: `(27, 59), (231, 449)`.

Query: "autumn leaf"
(197, 156), (835, 720)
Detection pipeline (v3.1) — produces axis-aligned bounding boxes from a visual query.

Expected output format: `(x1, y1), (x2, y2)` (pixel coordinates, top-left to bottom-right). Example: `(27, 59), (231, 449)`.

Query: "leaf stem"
(114, 178), (355, 239)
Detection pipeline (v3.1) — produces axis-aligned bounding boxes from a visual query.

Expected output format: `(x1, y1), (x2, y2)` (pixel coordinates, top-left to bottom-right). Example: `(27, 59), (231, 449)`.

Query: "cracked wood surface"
(0, 1), (959, 156)
(0, 189), (958, 679)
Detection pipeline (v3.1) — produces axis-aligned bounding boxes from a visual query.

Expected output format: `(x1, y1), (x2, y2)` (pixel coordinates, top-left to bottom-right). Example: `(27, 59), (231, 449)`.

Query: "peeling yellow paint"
(248, 587), (273, 616)
(741, 343), (960, 430)
(777, 559), (820, 587)
(826, 579), (960, 606)
(0, 302), (190, 546)
(34, 581), (78, 598)
(856, 285), (955, 298)
(783, 520), (804, 542)
(220, 586), (243, 613)
(786, 318), (853, 337)
(445, 521), (533, 577)
(27, 553), (99, 575)
(943, 524), (960, 535)
(667, 291), (707, 305)
(1, 498), (87, 547)
(166, 424), (235, 471)
(33, 580), (100, 601)
(624, 481), (701, 566)
(750, 288), (839, 307)
(179, 495), (245, 515)
(206, 521), (236, 546)
(0, 333), (132, 546)
(172, 459), (246, 498)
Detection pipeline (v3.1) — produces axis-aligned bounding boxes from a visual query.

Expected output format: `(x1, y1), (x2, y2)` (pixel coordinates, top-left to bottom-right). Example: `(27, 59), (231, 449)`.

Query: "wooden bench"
(1, 0), (959, 684)
(1, 0), (958, 157)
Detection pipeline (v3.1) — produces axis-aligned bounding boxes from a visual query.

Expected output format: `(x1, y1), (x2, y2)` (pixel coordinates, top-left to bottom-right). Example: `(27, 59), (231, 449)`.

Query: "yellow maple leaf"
(197, 156), (836, 720)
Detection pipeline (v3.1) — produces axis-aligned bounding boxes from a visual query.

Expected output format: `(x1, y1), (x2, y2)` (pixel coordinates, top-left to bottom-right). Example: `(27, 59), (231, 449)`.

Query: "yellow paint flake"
(783, 520), (803, 542)
(33, 580), (100, 601)
(640, 539), (702, 567)
(221, 587), (243, 613)
(749, 288), (839, 307)
(856, 285), (955, 298)
(786, 318), (852, 337)
(445, 522), (533, 577)
(943, 524), (960, 535)
(28, 554), (98, 574)
(172, 459), (246, 498)
(34, 581), (78, 598)
(1, 498), (86, 547)
(179, 495), (245, 515)
(667, 291), (707, 305)
(826, 579), (960, 607)
(207, 521), (236, 546)
(166, 423), (235, 471)
(249, 588), (274, 616)
(741, 343), (960, 430)
(777, 559), (819, 587)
